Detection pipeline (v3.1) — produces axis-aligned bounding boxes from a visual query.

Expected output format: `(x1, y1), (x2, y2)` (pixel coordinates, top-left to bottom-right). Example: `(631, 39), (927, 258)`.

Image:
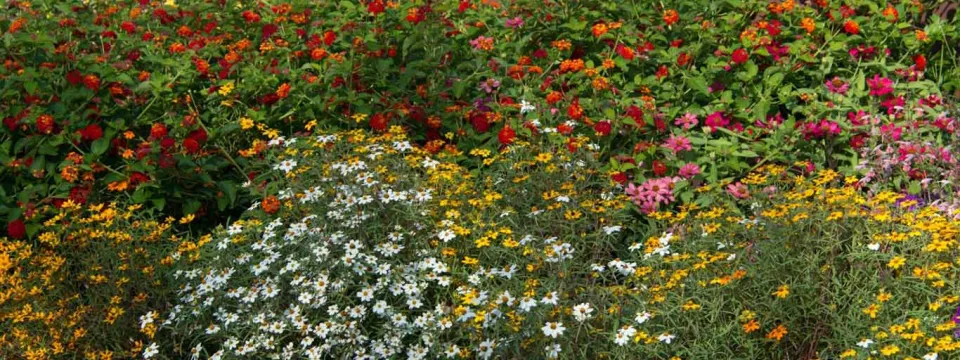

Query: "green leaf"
(686, 75), (709, 96)
(91, 138), (110, 155)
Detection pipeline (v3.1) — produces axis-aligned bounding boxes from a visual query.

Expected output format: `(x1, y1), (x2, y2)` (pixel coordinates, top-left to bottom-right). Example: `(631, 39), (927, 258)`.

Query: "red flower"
(183, 138), (201, 154)
(652, 160), (667, 176)
(655, 64), (669, 80)
(150, 123), (167, 140)
(121, 21), (137, 33)
(368, 0), (385, 15)
(843, 20), (859, 35)
(7, 219), (26, 239)
(593, 120), (612, 136)
(188, 129), (208, 143)
(676, 52), (691, 67)
(913, 54), (927, 71)
(242, 10), (261, 23)
(79, 124), (103, 142)
(611, 172), (628, 184)
(615, 44), (634, 61)
(731, 48), (749, 64)
(70, 186), (90, 205)
(567, 98), (583, 120)
(470, 112), (490, 133)
(370, 113), (389, 132)
(262, 24), (279, 40)
(66, 70), (83, 85)
(36, 114), (55, 134)
(498, 125), (516, 145)
(323, 30), (337, 46)
(663, 9), (679, 26)
(83, 74), (101, 91)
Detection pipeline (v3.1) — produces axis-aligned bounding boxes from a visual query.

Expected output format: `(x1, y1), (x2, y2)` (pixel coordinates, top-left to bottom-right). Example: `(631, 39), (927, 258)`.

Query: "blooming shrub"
(145, 130), (960, 359)
(0, 202), (195, 359)
(3, 0), (960, 237)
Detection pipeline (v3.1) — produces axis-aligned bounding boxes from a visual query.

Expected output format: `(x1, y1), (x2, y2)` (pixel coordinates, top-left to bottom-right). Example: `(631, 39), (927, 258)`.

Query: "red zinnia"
(498, 125), (516, 145)
(7, 219), (26, 239)
(370, 113), (389, 132)
(652, 160), (667, 176)
(593, 120), (612, 136)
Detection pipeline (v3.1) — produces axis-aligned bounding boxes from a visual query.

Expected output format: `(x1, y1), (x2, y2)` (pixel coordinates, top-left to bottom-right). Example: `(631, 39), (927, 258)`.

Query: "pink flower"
(824, 77), (849, 95)
(800, 119), (841, 139)
(678, 163), (700, 179)
(704, 111), (729, 132)
(867, 74), (893, 97)
(505, 16), (524, 28)
(673, 112), (698, 129)
(726, 182), (750, 199)
(662, 134), (692, 154)
(880, 123), (902, 140)
(626, 177), (680, 214)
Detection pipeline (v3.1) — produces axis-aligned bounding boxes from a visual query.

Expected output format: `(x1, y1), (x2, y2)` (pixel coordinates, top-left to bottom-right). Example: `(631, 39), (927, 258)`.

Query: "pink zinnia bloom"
(703, 111), (729, 132)
(726, 182), (750, 199)
(673, 112), (698, 129)
(662, 134), (692, 154)
(867, 74), (893, 96)
(505, 16), (524, 28)
(678, 163), (700, 179)
(824, 77), (849, 95)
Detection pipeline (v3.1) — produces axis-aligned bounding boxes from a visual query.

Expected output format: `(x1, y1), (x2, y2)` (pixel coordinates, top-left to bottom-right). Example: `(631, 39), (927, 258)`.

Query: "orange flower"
(843, 20), (859, 35)
(765, 324), (787, 341)
(276, 83), (291, 99)
(800, 18), (815, 34)
(261, 196), (281, 214)
(591, 23), (608, 37)
(663, 9), (679, 26)
(742, 319), (760, 333)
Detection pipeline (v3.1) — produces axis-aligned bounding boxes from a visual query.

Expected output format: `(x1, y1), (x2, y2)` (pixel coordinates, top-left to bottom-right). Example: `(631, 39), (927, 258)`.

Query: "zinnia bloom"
(662, 134), (692, 154)
(726, 182), (750, 199)
(824, 77), (849, 95)
(867, 74), (893, 96)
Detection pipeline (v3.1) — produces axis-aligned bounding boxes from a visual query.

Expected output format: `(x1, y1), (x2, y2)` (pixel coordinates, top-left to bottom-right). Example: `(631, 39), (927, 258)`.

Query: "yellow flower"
(535, 153), (553, 163)
(239, 117), (255, 130)
(352, 113), (368, 123)
(218, 81), (234, 96)
(887, 256), (906, 270)
(879, 345), (899, 356)
(772, 285), (790, 299)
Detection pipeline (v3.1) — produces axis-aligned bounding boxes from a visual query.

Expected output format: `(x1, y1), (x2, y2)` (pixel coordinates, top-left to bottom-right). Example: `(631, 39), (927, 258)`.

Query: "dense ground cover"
(2, 0), (960, 359)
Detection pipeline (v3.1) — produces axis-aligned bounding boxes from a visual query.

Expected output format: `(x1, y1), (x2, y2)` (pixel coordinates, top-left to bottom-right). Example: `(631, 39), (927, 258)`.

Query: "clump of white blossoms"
(149, 130), (702, 359)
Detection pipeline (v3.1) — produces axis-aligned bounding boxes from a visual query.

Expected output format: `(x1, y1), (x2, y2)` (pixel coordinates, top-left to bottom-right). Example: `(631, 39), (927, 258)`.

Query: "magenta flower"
(726, 182), (750, 199)
(867, 74), (893, 96)
(678, 163), (701, 179)
(662, 134), (692, 154)
(825, 77), (849, 95)
(800, 119), (841, 140)
(505, 16), (524, 28)
(673, 112), (698, 129)
(704, 111), (729, 132)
